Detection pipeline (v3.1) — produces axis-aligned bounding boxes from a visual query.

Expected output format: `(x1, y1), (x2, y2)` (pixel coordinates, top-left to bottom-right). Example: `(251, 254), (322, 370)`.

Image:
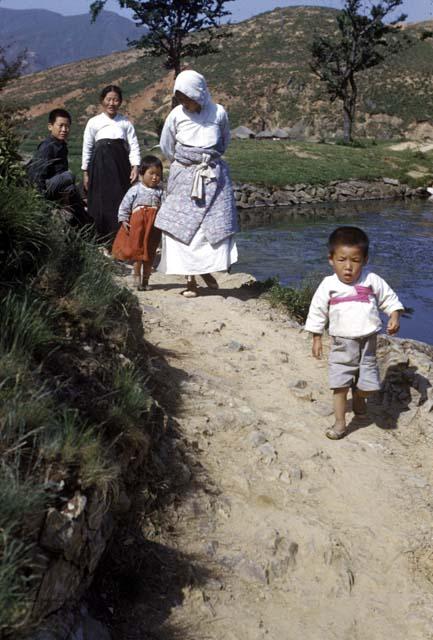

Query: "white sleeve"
(370, 274), (404, 315)
(219, 108), (231, 153)
(159, 111), (176, 161)
(304, 279), (330, 334)
(81, 119), (96, 171)
(126, 121), (141, 166)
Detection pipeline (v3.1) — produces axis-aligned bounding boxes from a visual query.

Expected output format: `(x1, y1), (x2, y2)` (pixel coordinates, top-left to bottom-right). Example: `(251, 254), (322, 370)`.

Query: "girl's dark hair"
(328, 226), (369, 258)
(99, 84), (123, 103)
(139, 155), (163, 176)
(48, 108), (71, 124)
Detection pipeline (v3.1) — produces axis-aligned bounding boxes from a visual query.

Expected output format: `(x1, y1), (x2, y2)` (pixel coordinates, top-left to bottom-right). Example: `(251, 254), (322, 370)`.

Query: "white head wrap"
(173, 70), (211, 107)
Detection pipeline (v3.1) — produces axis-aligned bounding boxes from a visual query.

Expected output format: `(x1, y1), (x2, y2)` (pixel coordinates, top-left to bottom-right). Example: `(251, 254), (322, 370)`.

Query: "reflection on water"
(233, 199), (433, 345)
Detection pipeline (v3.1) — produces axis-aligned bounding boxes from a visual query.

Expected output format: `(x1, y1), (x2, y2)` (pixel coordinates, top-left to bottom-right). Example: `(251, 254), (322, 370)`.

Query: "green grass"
(0, 172), (157, 634)
(225, 139), (433, 187)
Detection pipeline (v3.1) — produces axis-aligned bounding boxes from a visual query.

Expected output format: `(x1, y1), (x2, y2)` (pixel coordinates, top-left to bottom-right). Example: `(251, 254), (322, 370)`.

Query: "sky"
(1, 0), (432, 23)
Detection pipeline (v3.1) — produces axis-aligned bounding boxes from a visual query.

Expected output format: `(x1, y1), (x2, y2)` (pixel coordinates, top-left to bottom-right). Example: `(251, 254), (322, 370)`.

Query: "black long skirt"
(88, 138), (131, 238)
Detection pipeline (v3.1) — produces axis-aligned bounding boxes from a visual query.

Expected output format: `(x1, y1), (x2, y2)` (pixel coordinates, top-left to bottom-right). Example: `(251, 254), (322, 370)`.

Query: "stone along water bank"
(233, 178), (427, 212)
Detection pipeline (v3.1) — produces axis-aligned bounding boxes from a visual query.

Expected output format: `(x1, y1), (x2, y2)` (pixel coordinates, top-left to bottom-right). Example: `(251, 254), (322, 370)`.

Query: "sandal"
(181, 277), (198, 298)
(325, 426), (348, 440)
(201, 273), (219, 289)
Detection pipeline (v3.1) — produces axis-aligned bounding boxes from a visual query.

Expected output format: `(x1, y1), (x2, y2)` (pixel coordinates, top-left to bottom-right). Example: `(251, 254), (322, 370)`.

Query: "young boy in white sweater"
(305, 226), (404, 440)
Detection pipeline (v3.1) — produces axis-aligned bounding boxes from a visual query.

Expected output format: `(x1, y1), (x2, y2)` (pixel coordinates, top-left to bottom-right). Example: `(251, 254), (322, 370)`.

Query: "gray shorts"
(328, 334), (380, 391)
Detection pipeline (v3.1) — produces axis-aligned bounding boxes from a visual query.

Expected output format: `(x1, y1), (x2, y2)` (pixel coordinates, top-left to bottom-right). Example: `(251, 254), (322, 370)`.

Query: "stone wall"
(234, 179), (427, 210)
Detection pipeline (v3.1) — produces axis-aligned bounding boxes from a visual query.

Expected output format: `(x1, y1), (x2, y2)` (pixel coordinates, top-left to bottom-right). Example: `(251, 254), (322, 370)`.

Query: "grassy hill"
(3, 6), (433, 184)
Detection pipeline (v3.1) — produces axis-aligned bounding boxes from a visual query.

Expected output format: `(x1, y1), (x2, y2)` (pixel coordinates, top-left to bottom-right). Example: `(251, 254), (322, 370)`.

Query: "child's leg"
(352, 388), (370, 415)
(333, 387), (349, 429)
(133, 261), (142, 288)
(326, 387), (350, 439)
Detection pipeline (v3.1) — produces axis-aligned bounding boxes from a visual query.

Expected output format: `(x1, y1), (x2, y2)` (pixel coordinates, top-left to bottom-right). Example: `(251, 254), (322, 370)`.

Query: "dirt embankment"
(102, 268), (433, 640)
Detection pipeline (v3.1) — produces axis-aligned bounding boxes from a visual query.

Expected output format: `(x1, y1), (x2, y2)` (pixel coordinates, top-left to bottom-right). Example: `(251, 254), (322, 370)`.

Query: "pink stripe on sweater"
(329, 285), (374, 306)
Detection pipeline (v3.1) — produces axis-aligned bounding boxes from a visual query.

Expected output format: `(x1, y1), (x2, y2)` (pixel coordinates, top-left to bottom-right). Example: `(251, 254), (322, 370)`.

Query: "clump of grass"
(0, 532), (38, 632)
(266, 275), (322, 323)
(0, 291), (56, 358)
(42, 409), (120, 495)
(0, 182), (55, 284)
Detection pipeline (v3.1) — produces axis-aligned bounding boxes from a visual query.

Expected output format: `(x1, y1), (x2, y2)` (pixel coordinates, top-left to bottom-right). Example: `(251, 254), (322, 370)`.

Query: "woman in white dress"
(155, 70), (238, 297)
(82, 85), (141, 239)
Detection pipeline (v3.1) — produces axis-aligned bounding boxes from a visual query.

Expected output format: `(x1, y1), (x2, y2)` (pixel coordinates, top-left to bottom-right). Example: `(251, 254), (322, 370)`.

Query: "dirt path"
(111, 270), (433, 640)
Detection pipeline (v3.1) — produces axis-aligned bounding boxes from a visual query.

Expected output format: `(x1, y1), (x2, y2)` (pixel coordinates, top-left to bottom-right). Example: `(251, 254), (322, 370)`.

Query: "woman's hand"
(122, 221), (130, 233)
(130, 166), (139, 184)
(82, 171), (89, 192)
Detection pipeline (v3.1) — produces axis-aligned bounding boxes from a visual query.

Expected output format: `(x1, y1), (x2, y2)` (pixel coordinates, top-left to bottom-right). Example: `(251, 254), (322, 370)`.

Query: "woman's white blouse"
(159, 102), (230, 161)
(81, 112), (141, 170)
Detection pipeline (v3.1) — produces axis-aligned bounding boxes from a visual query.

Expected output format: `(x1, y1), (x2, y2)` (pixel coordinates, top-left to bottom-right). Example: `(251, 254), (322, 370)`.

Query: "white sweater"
(305, 272), (404, 339)
(81, 112), (141, 170)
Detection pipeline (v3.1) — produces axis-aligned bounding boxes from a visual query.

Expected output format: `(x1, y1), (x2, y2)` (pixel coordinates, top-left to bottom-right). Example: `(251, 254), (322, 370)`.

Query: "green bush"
(266, 276), (322, 323)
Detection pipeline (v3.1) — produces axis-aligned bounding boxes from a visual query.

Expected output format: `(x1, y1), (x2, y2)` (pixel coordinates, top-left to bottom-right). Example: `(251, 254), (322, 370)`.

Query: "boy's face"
(140, 165), (162, 189)
(329, 244), (367, 285)
(48, 117), (70, 141)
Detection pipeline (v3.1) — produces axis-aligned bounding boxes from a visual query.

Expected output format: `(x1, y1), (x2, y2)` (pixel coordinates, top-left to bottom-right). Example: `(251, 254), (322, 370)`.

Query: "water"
(233, 199), (433, 345)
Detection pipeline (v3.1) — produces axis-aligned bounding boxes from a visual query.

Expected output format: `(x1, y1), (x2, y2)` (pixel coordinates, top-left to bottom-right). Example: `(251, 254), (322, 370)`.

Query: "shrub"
(266, 275), (323, 323)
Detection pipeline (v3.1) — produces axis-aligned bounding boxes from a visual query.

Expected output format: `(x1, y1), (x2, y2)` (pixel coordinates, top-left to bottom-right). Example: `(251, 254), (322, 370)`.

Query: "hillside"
(0, 8), (144, 74)
(3, 6), (433, 150)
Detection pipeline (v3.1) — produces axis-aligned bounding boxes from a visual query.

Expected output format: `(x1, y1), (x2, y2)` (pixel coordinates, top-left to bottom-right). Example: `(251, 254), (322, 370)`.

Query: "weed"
(266, 275), (323, 323)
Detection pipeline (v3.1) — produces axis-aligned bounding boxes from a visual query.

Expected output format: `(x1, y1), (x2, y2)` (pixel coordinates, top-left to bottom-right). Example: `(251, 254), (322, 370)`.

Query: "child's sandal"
(325, 426), (347, 440)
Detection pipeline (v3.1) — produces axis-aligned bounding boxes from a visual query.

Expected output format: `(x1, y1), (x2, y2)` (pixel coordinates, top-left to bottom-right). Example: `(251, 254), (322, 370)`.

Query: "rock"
(231, 125), (256, 139)
(258, 442), (277, 463)
(226, 340), (245, 352)
(311, 401), (334, 417)
(287, 379), (308, 389)
(383, 177), (400, 186)
(236, 557), (268, 584)
(291, 388), (313, 401)
(249, 430), (268, 448)
(33, 559), (81, 617)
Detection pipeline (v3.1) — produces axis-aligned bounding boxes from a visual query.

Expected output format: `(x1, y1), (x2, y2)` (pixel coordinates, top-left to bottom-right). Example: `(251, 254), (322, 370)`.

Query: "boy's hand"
(122, 221), (130, 233)
(83, 171), (89, 192)
(130, 166), (139, 184)
(387, 311), (401, 335)
(312, 334), (323, 359)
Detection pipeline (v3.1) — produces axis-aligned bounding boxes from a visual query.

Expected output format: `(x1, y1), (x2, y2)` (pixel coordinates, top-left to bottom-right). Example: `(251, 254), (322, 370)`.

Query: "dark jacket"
(27, 135), (69, 192)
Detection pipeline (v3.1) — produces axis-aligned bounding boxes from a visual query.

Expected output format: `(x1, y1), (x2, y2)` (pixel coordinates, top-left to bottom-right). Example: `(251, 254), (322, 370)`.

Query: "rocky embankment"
(60, 269), (433, 640)
(234, 178), (427, 210)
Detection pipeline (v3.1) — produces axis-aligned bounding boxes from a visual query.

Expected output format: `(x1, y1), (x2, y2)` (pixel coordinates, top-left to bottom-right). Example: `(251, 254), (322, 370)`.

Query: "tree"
(90, 0), (233, 77)
(310, 0), (407, 143)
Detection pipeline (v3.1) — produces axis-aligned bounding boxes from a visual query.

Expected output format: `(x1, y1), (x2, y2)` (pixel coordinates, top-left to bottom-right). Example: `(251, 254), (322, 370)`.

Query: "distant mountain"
(0, 8), (144, 74)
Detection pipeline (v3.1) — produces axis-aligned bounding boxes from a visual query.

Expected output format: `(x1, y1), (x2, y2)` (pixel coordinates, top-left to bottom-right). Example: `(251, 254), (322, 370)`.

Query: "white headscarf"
(173, 70), (211, 107)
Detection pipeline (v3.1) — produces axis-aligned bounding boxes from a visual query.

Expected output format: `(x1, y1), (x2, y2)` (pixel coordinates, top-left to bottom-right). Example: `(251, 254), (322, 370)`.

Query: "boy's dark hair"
(99, 84), (122, 103)
(328, 226), (369, 258)
(139, 155), (163, 176)
(48, 108), (71, 124)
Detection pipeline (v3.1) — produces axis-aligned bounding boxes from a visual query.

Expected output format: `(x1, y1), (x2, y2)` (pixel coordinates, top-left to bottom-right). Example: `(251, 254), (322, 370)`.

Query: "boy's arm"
(370, 274), (404, 335)
(305, 279), (330, 359)
(27, 140), (54, 192)
(312, 334), (323, 359)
